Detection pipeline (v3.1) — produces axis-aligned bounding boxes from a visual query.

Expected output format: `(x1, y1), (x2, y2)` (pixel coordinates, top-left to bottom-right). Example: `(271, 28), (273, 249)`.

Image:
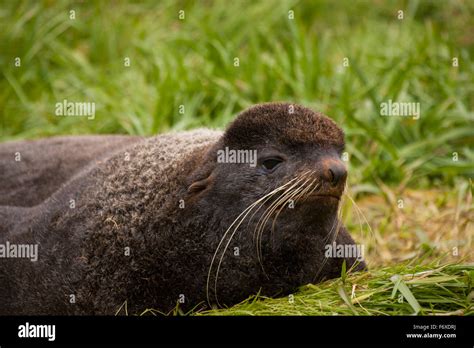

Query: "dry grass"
(346, 180), (473, 266)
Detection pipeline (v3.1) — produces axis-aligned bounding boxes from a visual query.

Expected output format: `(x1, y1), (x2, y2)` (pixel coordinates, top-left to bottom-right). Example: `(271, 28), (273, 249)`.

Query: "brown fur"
(0, 135), (142, 207)
(0, 103), (366, 315)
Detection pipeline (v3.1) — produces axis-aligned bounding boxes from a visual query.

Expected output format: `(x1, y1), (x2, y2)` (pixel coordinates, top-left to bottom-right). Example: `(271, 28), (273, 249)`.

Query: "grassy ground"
(200, 263), (473, 316)
(0, 1), (473, 315)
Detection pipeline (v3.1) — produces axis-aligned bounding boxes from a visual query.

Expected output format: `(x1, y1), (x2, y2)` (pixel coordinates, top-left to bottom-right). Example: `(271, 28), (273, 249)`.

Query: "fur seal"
(0, 102), (366, 315)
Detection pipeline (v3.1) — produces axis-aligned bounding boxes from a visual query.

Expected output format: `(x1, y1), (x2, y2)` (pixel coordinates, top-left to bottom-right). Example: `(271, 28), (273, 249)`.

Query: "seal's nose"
(322, 158), (347, 187)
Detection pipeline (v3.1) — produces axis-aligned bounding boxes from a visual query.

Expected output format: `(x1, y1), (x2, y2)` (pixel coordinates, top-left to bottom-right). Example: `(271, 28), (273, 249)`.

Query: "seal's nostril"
(328, 168), (335, 184)
(327, 164), (347, 186)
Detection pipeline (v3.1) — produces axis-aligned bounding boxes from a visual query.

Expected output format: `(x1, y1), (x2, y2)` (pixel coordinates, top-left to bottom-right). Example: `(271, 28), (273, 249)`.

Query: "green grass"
(198, 262), (473, 316)
(1, 0), (473, 188)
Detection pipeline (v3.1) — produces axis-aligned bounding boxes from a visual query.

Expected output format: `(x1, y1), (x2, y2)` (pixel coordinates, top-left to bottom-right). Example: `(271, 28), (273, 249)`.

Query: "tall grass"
(1, 0), (473, 187)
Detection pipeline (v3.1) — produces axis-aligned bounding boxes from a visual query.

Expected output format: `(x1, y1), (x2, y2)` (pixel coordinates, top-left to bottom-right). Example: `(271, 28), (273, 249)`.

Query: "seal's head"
(190, 102), (347, 215)
(187, 102), (365, 306)
(224, 102), (347, 210)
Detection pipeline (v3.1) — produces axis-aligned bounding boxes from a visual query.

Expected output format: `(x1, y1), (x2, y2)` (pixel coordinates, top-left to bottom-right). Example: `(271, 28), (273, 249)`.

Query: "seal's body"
(0, 103), (366, 315)
(0, 135), (142, 207)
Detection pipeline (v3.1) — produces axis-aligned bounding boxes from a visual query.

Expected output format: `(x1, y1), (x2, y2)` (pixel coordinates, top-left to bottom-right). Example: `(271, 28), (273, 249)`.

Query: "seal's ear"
(187, 146), (217, 196)
(187, 173), (214, 194)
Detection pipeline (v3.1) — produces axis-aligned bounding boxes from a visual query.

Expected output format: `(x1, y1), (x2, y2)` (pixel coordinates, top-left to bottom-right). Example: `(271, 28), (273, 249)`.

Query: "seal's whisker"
(210, 182), (295, 306)
(254, 173), (311, 249)
(302, 180), (322, 201)
(343, 189), (376, 265)
(269, 177), (318, 248)
(207, 177), (300, 306)
(255, 174), (313, 270)
(256, 185), (305, 273)
(246, 179), (300, 246)
(259, 180), (308, 246)
(343, 191), (375, 239)
(252, 172), (311, 248)
(321, 206), (341, 246)
(336, 192), (365, 273)
(312, 184), (347, 283)
(271, 176), (318, 235)
(251, 172), (312, 223)
(251, 174), (311, 272)
(293, 176), (319, 204)
(250, 174), (309, 248)
(207, 190), (280, 306)
(320, 181), (347, 247)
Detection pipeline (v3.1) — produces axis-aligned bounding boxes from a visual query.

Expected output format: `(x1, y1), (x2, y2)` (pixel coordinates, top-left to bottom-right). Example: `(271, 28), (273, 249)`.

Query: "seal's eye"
(262, 157), (283, 172)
